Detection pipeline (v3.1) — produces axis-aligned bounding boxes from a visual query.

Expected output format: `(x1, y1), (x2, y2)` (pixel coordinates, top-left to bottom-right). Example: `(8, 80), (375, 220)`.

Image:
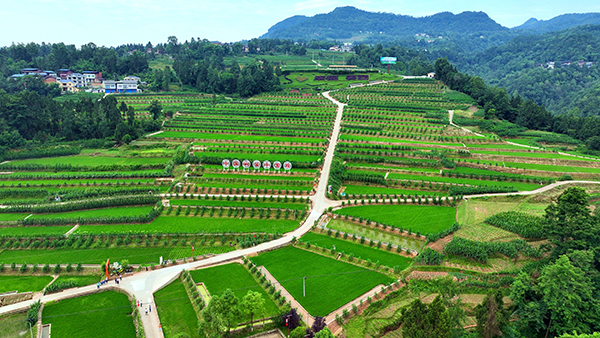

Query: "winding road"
(2, 89), (600, 337)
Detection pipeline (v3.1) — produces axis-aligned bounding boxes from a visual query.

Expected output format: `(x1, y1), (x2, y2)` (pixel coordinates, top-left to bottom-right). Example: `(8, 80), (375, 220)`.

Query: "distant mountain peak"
(260, 6), (506, 41)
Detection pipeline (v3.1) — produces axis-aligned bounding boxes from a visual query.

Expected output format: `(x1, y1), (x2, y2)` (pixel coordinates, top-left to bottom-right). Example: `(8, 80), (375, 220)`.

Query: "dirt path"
(448, 110), (485, 137)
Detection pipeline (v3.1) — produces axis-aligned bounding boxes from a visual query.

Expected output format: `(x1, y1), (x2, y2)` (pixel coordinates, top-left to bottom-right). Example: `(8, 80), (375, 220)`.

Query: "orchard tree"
(241, 290), (264, 329)
(148, 100), (163, 120)
(544, 187), (600, 256)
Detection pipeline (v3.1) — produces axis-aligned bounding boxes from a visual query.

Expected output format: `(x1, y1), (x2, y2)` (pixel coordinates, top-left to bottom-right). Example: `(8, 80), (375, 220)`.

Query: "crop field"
(251, 246), (394, 316)
(169, 198), (308, 210)
(333, 204), (456, 236)
(5, 155), (170, 166)
(0, 245), (231, 264)
(29, 205), (154, 220)
(42, 291), (136, 338)
(154, 279), (199, 338)
(325, 219), (426, 252)
(0, 275), (53, 293)
(299, 232), (412, 269)
(75, 216), (300, 235)
(190, 263), (280, 321)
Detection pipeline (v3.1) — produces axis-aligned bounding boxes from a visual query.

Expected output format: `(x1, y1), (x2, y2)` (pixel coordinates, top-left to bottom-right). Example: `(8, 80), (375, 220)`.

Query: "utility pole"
(303, 276), (306, 297)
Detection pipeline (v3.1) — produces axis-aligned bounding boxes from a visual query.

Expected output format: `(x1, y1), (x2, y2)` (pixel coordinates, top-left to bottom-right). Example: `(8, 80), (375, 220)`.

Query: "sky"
(2, 0), (600, 47)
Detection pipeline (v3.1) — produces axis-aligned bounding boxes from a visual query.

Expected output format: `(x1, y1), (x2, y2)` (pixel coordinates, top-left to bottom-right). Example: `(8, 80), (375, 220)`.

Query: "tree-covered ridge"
(0, 90), (160, 150)
(262, 6), (507, 39)
(458, 25), (600, 116)
(0, 42), (149, 79)
(434, 57), (600, 146)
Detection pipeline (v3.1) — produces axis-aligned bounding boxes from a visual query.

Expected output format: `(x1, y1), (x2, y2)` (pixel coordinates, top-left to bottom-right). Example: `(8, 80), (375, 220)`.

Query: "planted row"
(1, 195), (161, 214)
(485, 211), (545, 239)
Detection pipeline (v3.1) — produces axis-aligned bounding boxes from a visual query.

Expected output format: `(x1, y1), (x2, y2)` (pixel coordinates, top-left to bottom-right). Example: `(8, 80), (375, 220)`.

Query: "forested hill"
(261, 6), (509, 50)
(458, 25), (600, 116)
(512, 13), (600, 33)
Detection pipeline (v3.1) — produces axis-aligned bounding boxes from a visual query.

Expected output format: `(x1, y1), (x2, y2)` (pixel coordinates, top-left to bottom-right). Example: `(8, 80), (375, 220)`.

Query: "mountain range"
(262, 6), (600, 52)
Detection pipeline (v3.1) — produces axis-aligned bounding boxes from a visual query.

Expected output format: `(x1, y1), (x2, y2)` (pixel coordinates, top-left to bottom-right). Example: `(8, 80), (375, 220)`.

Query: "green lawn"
(333, 204), (456, 235)
(190, 263), (279, 322)
(0, 178), (158, 186)
(192, 181), (312, 191)
(0, 246), (232, 264)
(169, 199), (307, 210)
(42, 291), (136, 338)
(154, 279), (199, 338)
(51, 275), (102, 287)
(471, 150), (597, 161)
(326, 220), (426, 252)
(7, 155), (170, 166)
(386, 172), (543, 191)
(0, 213), (30, 221)
(0, 225), (73, 237)
(0, 275), (53, 293)
(154, 131), (324, 144)
(75, 217), (299, 235)
(0, 311), (33, 338)
(198, 153), (320, 163)
(251, 246), (394, 316)
(343, 185), (447, 197)
(339, 134), (463, 146)
(202, 173), (315, 181)
(31, 205), (155, 220)
(299, 232), (412, 269)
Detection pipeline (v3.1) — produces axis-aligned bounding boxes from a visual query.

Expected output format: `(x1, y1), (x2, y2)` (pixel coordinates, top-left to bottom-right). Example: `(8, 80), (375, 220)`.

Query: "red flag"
(191, 245), (194, 252)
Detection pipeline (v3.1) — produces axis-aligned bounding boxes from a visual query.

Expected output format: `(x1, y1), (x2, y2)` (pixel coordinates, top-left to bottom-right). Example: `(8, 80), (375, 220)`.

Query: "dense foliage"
(485, 211), (545, 239)
(0, 92), (159, 149)
(435, 57), (600, 144)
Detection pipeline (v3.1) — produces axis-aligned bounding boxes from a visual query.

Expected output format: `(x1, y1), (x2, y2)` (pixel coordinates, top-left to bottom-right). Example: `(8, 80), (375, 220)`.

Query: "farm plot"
(251, 246), (394, 316)
(154, 279), (199, 338)
(76, 216), (300, 235)
(0, 275), (54, 293)
(333, 205), (456, 236)
(190, 263), (280, 321)
(0, 246), (232, 264)
(325, 219), (426, 252)
(42, 291), (136, 338)
(299, 232), (412, 269)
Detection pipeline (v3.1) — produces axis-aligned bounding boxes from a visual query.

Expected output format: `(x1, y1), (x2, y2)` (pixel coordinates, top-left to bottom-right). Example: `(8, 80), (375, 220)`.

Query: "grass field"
(169, 199), (307, 210)
(299, 232), (412, 269)
(153, 131), (324, 143)
(75, 216), (300, 235)
(30, 205), (155, 220)
(0, 178), (158, 186)
(325, 220), (426, 252)
(0, 213), (30, 221)
(343, 185), (447, 197)
(0, 311), (33, 338)
(51, 275), (102, 287)
(154, 279), (199, 338)
(251, 246), (394, 316)
(0, 225), (73, 236)
(42, 291), (136, 338)
(7, 155), (170, 166)
(0, 275), (53, 293)
(190, 263), (279, 322)
(333, 204), (456, 235)
(385, 173), (543, 191)
(0, 246), (232, 264)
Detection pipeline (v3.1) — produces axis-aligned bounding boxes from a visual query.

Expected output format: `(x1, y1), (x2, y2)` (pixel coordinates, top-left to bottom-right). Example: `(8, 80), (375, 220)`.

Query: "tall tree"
(241, 291), (264, 330)
(544, 187), (600, 257)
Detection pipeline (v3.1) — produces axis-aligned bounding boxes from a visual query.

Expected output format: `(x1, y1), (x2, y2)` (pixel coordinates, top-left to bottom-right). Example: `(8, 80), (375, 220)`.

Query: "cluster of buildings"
(8, 68), (142, 94)
(540, 61), (594, 69)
